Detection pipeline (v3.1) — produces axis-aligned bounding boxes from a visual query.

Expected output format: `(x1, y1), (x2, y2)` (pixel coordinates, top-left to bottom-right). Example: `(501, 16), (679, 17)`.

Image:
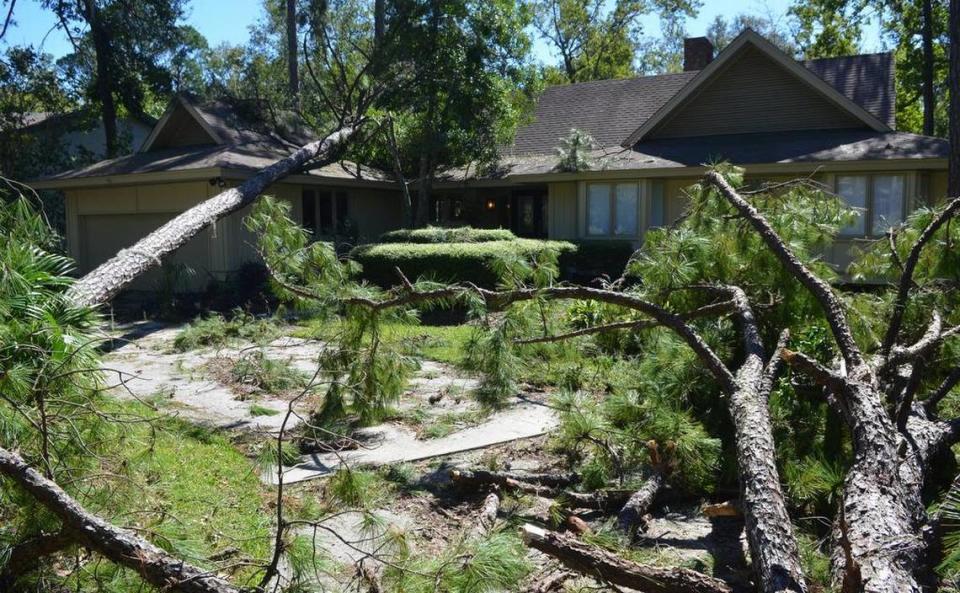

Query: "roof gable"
(139, 97), (222, 152)
(621, 30), (891, 146)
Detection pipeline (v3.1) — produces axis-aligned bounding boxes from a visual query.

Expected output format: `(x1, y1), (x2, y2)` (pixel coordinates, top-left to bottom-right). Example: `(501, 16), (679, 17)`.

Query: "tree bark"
(84, 0), (118, 157)
(66, 125), (355, 307)
(922, 0), (936, 136)
(0, 446), (241, 593)
(374, 0), (385, 47)
(520, 524), (733, 593)
(0, 530), (72, 590)
(286, 0), (299, 104)
(617, 470), (665, 533)
(449, 468), (562, 496)
(473, 491), (500, 536)
(950, 0), (960, 196)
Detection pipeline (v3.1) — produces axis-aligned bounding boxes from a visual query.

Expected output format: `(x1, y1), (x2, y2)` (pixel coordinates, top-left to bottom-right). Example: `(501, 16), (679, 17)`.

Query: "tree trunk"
(521, 524), (733, 593)
(0, 530), (72, 590)
(922, 0), (936, 136)
(617, 469), (665, 533)
(831, 371), (923, 593)
(950, 0), (960, 195)
(473, 491), (500, 536)
(374, 0), (385, 46)
(66, 125), (355, 307)
(0, 446), (241, 593)
(414, 153), (433, 227)
(727, 300), (807, 593)
(84, 0), (118, 157)
(286, 0), (299, 104)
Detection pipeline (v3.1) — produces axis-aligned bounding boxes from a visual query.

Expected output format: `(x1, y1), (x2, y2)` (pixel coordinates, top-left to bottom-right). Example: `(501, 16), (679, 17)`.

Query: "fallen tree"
(66, 124), (357, 307)
(520, 524), (733, 593)
(0, 445), (241, 593)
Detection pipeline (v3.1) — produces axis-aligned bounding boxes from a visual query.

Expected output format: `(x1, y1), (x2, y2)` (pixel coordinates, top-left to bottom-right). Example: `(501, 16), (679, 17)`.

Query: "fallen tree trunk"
(0, 446), (241, 593)
(0, 529), (73, 590)
(617, 470), (665, 533)
(66, 125), (356, 307)
(561, 488), (634, 511)
(520, 524), (732, 593)
(451, 468), (579, 489)
(450, 468), (567, 496)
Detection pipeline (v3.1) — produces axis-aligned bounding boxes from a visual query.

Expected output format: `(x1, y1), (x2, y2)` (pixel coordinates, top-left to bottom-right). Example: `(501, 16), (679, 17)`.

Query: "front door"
(511, 191), (546, 238)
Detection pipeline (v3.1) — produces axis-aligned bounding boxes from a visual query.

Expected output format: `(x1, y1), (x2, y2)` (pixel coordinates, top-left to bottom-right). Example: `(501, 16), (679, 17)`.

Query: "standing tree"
(286, 0), (299, 104)
(41, 0), (199, 155)
(377, 0), (535, 226)
(951, 0), (959, 195)
(532, 0), (698, 83)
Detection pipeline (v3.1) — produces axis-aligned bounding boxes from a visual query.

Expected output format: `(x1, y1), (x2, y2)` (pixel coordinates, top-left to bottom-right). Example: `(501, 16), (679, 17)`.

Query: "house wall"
(547, 182), (577, 239)
(64, 179), (399, 293)
(650, 45), (866, 139)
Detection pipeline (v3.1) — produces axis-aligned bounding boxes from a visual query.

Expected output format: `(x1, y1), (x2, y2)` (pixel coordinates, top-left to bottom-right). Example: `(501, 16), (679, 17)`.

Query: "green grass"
(68, 400), (272, 591)
(230, 351), (308, 393)
(249, 403), (281, 416)
(294, 319), (473, 366)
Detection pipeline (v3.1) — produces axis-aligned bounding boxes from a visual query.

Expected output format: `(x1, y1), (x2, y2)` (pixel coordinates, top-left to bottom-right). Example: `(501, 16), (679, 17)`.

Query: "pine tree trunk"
(922, 0), (936, 136)
(84, 0), (118, 157)
(950, 0), (960, 195)
(67, 125), (355, 307)
(728, 312), (807, 593)
(286, 0), (299, 103)
(0, 447), (240, 593)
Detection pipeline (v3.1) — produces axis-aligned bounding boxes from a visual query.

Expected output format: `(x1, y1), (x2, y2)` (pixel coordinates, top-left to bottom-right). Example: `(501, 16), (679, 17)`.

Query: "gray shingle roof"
(803, 53), (895, 128)
(510, 53), (897, 155)
(445, 130), (948, 180)
(511, 72), (697, 155)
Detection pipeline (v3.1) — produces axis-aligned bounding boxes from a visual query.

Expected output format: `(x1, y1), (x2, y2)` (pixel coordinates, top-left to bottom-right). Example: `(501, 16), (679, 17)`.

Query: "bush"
(351, 238), (577, 287)
(378, 226), (516, 244)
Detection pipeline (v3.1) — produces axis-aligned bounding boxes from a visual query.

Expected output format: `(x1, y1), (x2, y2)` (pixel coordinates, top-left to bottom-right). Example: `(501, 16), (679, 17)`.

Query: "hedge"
(378, 226), (517, 244)
(351, 238), (577, 287)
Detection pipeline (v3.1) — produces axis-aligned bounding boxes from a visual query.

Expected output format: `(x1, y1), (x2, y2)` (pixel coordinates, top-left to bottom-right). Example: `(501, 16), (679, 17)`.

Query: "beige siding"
(663, 178), (698, 224)
(651, 46), (865, 139)
(930, 171), (949, 205)
(548, 182), (577, 239)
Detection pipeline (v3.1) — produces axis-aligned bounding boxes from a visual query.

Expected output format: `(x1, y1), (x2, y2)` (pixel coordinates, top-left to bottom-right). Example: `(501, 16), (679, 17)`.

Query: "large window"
(587, 183), (639, 237)
(836, 174), (905, 236)
(302, 189), (339, 236)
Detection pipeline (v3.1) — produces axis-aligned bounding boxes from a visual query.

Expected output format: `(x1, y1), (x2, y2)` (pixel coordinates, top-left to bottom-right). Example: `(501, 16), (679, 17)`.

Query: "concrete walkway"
(274, 399), (558, 484)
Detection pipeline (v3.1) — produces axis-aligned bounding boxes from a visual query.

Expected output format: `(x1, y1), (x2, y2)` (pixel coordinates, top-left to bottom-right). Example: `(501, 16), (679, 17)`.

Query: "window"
(836, 174), (905, 236)
(586, 182), (639, 236)
(301, 189), (335, 236)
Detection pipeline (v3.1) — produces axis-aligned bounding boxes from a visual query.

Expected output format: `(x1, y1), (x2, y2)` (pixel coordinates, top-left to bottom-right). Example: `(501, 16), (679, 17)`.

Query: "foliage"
(379, 226), (517, 244)
(558, 240), (637, 283)
(172, 310), (282, 352)
(532, 0), (699, 83)
(384, 531), (532, 593)
(229, 351), (308, 393)
(351, 238), (577, 288)
(554, 128), (598, 172)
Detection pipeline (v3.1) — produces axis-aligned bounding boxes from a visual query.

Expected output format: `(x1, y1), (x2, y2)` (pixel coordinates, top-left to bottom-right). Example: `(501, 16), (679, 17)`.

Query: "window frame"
(835, 173), (907, 238)
(585, 181), (641, 238)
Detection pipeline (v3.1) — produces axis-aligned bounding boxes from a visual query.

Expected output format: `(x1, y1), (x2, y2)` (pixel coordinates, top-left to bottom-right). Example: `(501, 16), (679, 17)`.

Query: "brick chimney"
(683, 37), (714, 71)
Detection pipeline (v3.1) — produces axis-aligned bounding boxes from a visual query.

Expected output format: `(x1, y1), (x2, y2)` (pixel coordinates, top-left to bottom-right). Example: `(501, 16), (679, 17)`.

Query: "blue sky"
(3, 0), (886, 64)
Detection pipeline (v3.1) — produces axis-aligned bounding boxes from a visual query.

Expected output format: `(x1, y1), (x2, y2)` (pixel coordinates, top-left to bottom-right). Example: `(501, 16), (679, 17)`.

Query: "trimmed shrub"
(559, 240), (637, 283)
(378, 226), (517, 244)
(351, 238), (577, 287)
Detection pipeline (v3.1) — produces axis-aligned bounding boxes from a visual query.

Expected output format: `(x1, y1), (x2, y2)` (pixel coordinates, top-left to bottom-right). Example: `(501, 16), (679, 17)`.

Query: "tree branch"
(881, 196), (960, 359)
(705, 170), (863, 368)
(0, 446), (240, 593)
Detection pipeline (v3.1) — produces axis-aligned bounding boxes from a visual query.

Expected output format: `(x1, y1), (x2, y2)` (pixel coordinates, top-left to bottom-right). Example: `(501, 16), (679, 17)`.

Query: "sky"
(2, 0), (886, 64)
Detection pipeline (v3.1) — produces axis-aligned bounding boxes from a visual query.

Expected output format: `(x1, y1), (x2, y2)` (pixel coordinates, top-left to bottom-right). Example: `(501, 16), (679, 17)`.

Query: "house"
(30, 29), (950, 293)
(30, 97), (401, 290)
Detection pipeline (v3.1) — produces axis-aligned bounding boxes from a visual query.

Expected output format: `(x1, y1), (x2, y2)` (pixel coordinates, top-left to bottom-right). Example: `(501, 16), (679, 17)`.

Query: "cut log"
(564, 515), (591, 535)
(520, 524), (732, 593)
(66, 125), (356, 307)
(0, 446), (241, 593)
(617, 470), (666, 533)
(702, 501), (742, 518)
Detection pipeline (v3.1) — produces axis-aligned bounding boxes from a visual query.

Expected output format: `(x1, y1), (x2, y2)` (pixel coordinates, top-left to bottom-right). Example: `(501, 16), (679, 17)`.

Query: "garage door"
(78, 213), (212, 291)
